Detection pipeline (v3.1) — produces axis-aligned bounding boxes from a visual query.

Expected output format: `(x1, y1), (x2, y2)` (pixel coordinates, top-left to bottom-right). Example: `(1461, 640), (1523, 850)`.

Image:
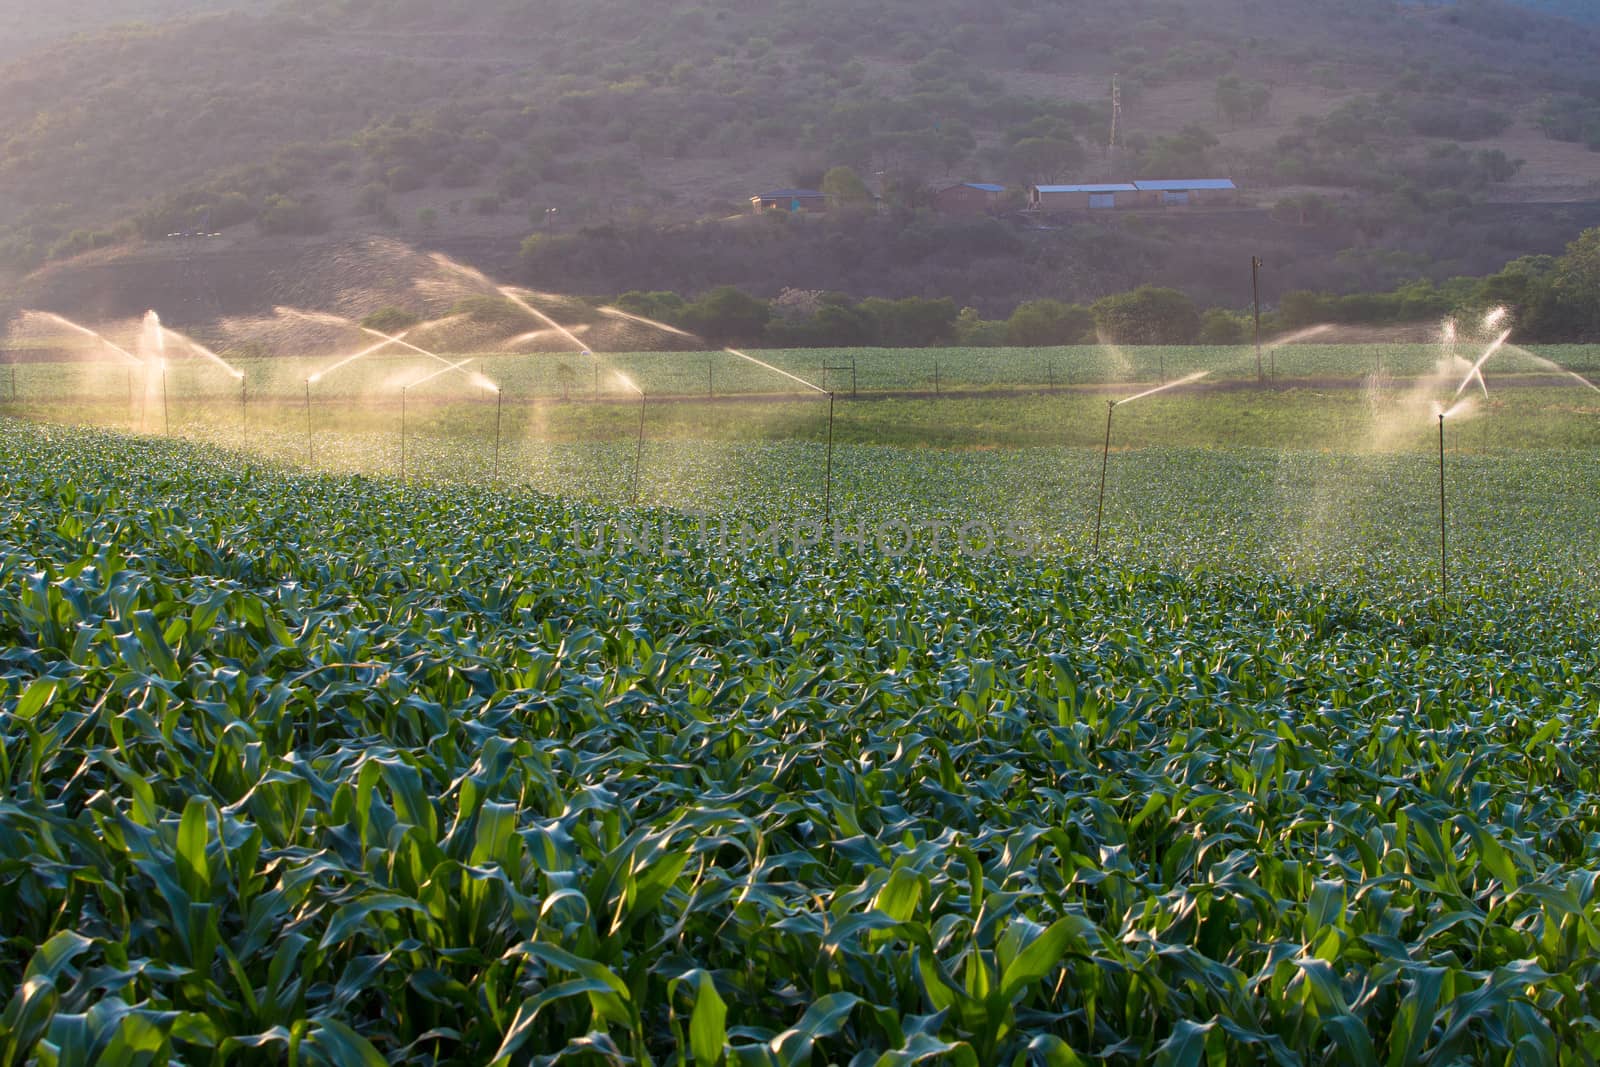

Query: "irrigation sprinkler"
(1440, 412), (1452, 604)
(400, 385), (408, 486)
(304, 380), (313, 466)
(1091, 371), (1211, 558)
(161, 365), (170, 436)
(7, 361), (14, 402)
(239, 375), (247, 437)
(493, 386), (503, 482)
(632, 389), (647, 506)
(1048, 358), (1056, 392)
(1093, 400), (1114, 557)
(824, 391), (836, 528)
(934, 360), (941, 396)
(718, 348), (835, 518)
(708, 362), (714, 399)
(1252, 255), (1264, 383)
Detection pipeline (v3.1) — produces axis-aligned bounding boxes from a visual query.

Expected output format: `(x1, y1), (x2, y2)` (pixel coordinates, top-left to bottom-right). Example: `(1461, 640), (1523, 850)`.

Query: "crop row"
(1, 420), (1599, 1062)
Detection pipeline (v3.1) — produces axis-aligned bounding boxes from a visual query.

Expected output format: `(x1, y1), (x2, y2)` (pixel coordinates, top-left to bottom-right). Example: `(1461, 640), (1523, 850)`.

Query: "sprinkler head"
(307, 374), (321, 385)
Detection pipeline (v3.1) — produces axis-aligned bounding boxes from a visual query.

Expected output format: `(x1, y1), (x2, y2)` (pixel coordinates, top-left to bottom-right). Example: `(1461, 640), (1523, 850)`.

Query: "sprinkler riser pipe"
(1093, 401), (1114, 557)
(493, 389), (503, 482)
(1439, 413), (1448, 602)
(824, 392), (836, 528)
(631, 393), (646, 505)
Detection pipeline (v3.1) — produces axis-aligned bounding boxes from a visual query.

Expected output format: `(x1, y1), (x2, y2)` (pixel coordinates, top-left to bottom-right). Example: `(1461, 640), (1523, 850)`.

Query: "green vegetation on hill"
(2, 0), (1599, 304)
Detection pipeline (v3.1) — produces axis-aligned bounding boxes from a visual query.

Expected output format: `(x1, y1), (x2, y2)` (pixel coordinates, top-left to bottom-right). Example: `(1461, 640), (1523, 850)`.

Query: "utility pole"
(1108, 75), (1123, 157)
(1252, 255), (1264, 383)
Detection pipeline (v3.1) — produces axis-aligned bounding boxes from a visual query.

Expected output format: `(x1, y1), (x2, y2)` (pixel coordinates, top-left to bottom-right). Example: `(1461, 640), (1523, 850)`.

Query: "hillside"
(0, 0), (263, 57)
(2, 0), (1599, 317)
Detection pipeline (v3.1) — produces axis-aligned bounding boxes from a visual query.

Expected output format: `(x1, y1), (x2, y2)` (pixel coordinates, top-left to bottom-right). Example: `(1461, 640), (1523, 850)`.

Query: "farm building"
(750, 189), (829, 214)
(933, 182), (1007, 216)
(1132, 179), (1238, 206)
(1029, 184), (1138, 212)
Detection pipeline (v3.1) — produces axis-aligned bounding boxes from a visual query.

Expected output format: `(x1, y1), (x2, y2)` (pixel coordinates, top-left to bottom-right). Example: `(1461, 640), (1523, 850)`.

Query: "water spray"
(1449, 330), (1512, 407)
(28, 312), (142, 367)
(499, 287), (591, 353)
(600, 305), (699, 340)
(722, 348), (835, 519)
(399, 358), (477, 487)
(359, 327), (460, 370)
(1091, 372), (1211, 557)
(308, 333), (410, 384)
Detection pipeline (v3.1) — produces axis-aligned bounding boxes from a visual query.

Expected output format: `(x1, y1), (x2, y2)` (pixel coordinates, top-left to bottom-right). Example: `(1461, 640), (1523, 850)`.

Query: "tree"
(1137, 125), (1219, 178)
(361, 307), (422, 334)
(1091, 287), (1200, 344)
(257, 194), (329, 236)
(821, 166), (872, 207)
(955, 307), (1008, 347)
(616, 290), (689, 325)
(1215, 77), (1271, 127)
(1525, 228), (1600, 340)
(1198, 308), (1247, 345)
(680, 287), (772, 345)
(858, 297), (958, 347)
(1005, 137), (1085, 185)
(1006, 300), (1094, 346)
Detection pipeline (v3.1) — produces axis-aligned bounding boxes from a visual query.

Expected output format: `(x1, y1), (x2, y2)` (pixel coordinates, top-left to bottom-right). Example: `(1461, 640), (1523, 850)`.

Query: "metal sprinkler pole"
(1093, 400), (1115, 557)
(161, 369), (169, 435)
(493, 388), (503, 482)
(631, 391), (646, 506)
(1438, 413), (1448, 601)
(140, 368), (149, 433)
(824, 391), (836, 528)
(708, 362), (713, 399)
(1252, 255), (1264, 384)
(304, 381), (313, 466)
(400, 387), (408, 486)
(239, 376), (247, 437)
